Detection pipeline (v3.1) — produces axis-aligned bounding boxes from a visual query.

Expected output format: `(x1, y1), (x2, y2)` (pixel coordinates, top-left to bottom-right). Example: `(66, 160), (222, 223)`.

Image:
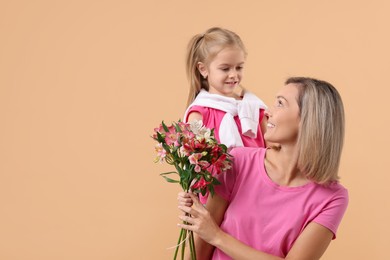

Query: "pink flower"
(179, 146), (191, 157)
(191, 177), (211, 190)
(207, 154), (231, 175)
(152, 124), (164, 139)
(165, 126), (180, 147)
(189, 153), (210, 172)
(181, 129), (195, 142)
(210, 145), (222, 157)
(152, 120), (232, 260)
(154, 143), (166, 163)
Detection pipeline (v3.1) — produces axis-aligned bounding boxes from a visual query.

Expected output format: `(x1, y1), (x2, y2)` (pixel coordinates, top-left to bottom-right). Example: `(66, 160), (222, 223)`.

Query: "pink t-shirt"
(186, 105), (265, 148)
(213, 147), (349, 259)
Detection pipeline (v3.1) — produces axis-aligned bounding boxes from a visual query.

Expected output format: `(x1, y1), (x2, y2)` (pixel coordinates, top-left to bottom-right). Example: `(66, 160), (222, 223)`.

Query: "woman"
(178, 77), (349, 260)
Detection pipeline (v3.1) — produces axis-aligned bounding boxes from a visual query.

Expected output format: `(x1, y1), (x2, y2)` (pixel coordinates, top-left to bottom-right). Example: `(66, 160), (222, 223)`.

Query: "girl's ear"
(197, 62), (208, 79)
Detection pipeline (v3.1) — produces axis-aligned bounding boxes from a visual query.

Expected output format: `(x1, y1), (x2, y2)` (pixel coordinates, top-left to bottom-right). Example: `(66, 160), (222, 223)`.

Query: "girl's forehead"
(208, 46), (245, 63)
(207, 44), (244, 56)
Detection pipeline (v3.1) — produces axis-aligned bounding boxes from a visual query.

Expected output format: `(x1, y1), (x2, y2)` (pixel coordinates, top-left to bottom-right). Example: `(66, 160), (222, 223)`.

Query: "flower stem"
(173, 228), (185, 260)
(181, 229), (187, 259)
(189, 230), (197, 260)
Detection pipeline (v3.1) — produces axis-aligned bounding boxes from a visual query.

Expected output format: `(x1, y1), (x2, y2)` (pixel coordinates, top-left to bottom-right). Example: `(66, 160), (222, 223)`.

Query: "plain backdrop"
(0, 0), (389, 259)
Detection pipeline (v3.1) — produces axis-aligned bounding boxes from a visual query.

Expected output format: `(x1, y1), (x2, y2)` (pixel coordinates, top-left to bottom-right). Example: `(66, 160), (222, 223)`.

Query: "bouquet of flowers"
(152, 120), (232, 260)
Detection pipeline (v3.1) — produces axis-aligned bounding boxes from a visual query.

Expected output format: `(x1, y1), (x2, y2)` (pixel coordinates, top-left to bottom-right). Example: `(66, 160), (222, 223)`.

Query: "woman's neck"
(264, 146), (309, 187)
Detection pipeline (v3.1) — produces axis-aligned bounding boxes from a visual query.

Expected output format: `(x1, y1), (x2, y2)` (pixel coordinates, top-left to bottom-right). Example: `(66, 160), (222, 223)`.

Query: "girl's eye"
(221, 68), (229, 71)
(237, 66), (243, 71)
(276, 100), (283, 107)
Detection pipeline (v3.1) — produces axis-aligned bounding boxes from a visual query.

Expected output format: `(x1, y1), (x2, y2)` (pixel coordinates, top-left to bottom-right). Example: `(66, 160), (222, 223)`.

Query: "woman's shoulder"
(314, 181), (349, 202)
(230, 146), (266, 154)
(229, 147), (266, 164)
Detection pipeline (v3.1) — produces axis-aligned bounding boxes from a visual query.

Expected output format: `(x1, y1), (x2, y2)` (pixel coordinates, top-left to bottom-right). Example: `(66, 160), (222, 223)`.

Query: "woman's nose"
(264, 109), (271, 119)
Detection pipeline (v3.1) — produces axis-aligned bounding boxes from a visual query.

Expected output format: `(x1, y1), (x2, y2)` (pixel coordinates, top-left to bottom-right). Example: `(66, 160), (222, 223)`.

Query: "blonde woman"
(178, 77), (348, 260)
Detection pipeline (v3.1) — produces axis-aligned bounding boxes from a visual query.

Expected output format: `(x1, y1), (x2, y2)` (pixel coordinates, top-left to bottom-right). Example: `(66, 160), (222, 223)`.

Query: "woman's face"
(264, 83), (301, 145)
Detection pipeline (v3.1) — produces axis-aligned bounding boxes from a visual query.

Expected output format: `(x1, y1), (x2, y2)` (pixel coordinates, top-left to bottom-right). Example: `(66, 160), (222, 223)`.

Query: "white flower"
(202, 128), (212, 142)
(189, 120), (205, 135)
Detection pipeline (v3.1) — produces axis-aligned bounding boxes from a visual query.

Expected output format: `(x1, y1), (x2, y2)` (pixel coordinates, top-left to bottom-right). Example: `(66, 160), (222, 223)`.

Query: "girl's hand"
(177, 192), (222, 246)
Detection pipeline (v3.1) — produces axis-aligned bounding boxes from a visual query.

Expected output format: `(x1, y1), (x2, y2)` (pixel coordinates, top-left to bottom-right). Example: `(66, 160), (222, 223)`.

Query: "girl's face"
(198, 46), (245, 98)
(264, 84), (301, 145)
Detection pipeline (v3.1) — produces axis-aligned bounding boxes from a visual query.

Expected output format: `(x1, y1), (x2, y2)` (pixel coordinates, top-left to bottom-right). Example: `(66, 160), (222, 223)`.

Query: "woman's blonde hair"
(185, 27), (247, 107)
(287, 77), (345, 184)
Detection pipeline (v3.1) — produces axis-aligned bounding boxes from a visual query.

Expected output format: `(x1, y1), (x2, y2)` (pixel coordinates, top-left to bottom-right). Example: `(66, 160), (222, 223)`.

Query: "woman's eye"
(276, 100), (283, 107)
(221, 68), (229, 71)
(237, 66), (243, 71)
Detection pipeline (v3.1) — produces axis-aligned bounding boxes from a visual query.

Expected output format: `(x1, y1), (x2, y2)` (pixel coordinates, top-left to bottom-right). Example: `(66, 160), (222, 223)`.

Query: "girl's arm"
(187, 111), (203, 122)
(260, 112), (268, 144)
(179, 193), (334, 260)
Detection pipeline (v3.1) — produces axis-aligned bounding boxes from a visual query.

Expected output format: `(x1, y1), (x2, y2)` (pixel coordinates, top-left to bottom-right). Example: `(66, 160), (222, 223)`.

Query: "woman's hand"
(177, 192), (222, 246)
(177, 191), (193, 207)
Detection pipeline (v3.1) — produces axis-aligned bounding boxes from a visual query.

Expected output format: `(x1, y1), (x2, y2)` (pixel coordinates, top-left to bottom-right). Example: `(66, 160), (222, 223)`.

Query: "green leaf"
(162, 121), (169, 132)
(219, 143), (228, 152)
(156, 131), (165, 143)
(208, 184), (215, 197)
(160, 171), (178, 176)
(174, 122), (182, 133)
(161, 176), (180, 183)
(162, 143), (171, 152)
(162, 177), (180, 183)
(212, 177), (221, 185)
(160, 171), (180, 183)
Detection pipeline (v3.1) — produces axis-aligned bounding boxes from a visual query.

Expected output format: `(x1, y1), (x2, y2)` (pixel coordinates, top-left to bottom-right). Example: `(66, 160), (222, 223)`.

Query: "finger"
(178, 214), (195, 224)
(177, 222), (195, 232)
(177, 196), (191, 203)
(177, 197), (193, 208)
(188, 193), (204, 208)
(178, 205), (199, 217)
(178, 191), (192, 198)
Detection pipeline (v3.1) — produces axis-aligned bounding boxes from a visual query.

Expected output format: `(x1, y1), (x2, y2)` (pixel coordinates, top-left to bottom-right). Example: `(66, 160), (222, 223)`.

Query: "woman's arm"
(179, 193), (334, 260)
(178, 192), (228, 260)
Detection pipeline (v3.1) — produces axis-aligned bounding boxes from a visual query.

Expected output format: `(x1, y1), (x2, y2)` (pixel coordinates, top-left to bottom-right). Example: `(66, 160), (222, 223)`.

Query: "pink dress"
(186, 105), (265, 148)
(186, 105), (266, 203)
(213, 147), (349, 259)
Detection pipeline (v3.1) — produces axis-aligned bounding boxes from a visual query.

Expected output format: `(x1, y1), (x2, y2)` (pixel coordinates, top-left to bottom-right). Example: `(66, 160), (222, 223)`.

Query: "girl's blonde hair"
(287, 77), (345, 184)
(185, 27), (247, 107)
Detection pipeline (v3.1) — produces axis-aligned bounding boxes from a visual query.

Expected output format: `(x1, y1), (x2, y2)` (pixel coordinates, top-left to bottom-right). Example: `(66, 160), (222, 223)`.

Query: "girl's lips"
(225, 81), (238, 85)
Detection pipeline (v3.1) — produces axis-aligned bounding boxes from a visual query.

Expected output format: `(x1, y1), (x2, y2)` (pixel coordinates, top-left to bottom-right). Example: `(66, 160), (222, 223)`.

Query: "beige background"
(0, 0), (388, 259)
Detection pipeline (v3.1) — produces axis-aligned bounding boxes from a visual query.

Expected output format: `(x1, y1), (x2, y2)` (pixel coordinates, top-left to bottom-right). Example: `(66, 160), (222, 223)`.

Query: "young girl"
(178, 77), (349, 260)
(183, 27), (268, 149)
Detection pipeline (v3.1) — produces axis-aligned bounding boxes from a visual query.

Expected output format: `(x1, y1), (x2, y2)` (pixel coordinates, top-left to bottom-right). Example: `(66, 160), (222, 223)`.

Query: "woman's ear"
(197, 62), (208, 79)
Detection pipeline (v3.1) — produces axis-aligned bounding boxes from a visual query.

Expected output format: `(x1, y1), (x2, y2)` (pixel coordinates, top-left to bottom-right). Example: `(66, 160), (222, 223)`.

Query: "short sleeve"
(185, 106), (209, 123)
(312, 187), (349, 239)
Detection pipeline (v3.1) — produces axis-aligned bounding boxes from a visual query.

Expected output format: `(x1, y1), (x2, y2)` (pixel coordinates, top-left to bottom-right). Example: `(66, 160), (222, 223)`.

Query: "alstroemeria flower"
(165, 126), (181, 147)
(189, 120), (204, 135)
(189, 153), (210, 172)
(207, 154), (231, 175)
(154, 143), (167, 163)
(191, 177), (211, 190)
(152, 120), (232, 260)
